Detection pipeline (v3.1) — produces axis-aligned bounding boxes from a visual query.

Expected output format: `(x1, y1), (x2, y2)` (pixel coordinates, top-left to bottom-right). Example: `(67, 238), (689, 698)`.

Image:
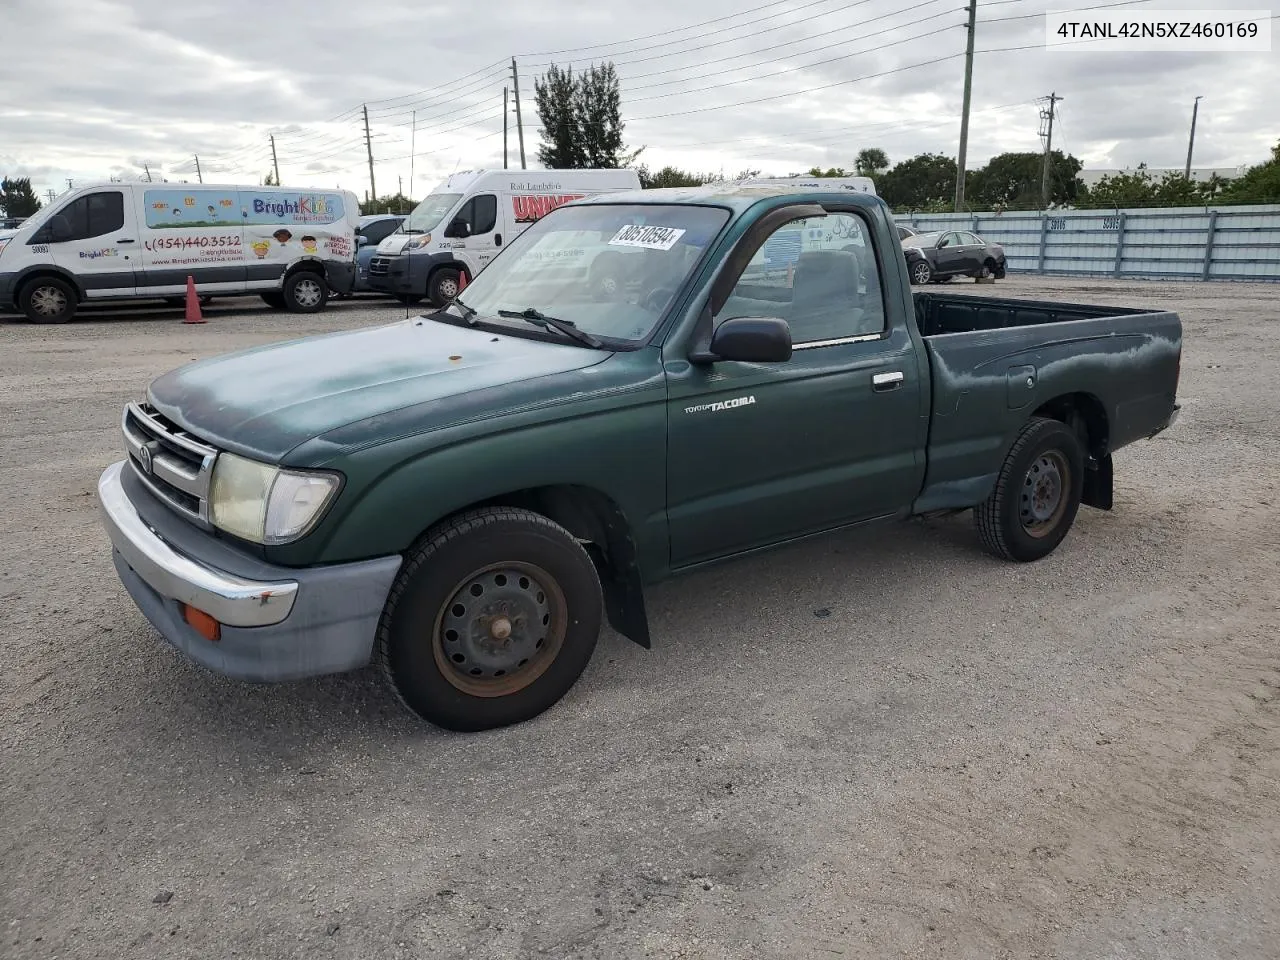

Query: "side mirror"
(357, 235), (369, 247)
(48, 214), (72, 243)
(445, 218), (471, 239)
(695, 317), (792, 364)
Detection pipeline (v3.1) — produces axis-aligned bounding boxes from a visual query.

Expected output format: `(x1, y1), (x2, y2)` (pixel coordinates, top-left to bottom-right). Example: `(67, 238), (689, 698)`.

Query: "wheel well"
(18, 270), (83, 303)
(426, 484), (650, 648)
(284, 261), (325, 280)
(429, 261), (468, 284)
(1033, 392), (1109, 458)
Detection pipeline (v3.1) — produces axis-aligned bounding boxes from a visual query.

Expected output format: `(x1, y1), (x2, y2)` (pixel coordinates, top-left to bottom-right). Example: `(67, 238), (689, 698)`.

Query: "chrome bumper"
(97, 460), (297, 627)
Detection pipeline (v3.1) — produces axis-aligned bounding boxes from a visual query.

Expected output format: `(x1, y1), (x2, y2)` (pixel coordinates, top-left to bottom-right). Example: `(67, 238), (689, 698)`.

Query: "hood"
(377, 233), (414, 255)
(147, 318), (610, 463)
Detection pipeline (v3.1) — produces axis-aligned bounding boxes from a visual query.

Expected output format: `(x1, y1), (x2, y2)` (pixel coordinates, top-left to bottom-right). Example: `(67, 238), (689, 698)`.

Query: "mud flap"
(585, 543), (651, 649)
(1082, 453), (1113, 510)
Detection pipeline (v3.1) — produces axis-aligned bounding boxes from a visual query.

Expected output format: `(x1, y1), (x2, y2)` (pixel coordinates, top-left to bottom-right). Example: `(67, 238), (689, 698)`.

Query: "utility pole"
(510, 58), (527, 170)
(362, 103), (377, 202)
(954, 0), (977, 212)
(269, 135), (280, 185)
(194, 155), (203, 183)
(398, 175), (403, 211)
(1184, 96), (1203, 180)
(409, 109), (416, 199)
(143, 163), (152, 183)
(503, 87), (509, 170)
(1038, 92), (1062, 209)
(45, 189), (57, 203)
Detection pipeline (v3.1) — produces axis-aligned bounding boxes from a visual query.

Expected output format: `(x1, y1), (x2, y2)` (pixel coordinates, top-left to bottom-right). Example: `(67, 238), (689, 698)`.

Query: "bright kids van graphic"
(243, 193), (345, 226)
(144, 190), (240, 229)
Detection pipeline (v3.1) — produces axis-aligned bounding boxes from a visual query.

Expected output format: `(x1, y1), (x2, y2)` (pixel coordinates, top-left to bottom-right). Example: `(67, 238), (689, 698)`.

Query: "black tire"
(20, 277), (77, 324)
(993, 260), (1007, 279)
(908, 259), (932, 285)
(975, 417), (1085, 563)
(260, 292), (286, 309)
(427, 268), (463, 307)
(378, 507), (604, 732)
(283, 270), (329, 313)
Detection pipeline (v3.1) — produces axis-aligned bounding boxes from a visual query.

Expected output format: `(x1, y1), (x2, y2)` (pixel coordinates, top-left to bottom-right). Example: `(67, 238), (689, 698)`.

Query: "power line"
(518, 0), (840, 58)
(360, 59), (510, 108)
(522, 0), (888, 71)
(978, 0), (1154, 24)
(365, 66), (510, 120)
(626, 21), (960, 103)
(618, 0), (953, 91)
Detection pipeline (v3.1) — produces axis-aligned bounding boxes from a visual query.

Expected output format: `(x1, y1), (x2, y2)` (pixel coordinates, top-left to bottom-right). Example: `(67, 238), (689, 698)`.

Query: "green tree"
(876, 153), (956, 209)
(263, 169), (279, 186)
(636, 165), (709, 188)
(1084, 167), (1157, 207)
(968, 151), (1082, 208)
(854, 148), (889, 178)
(359, 193), (416, 216)
(533, 64), (585, 169)
(534, 61), (633, 169)
(806, 166), (849, 177)
(0, 176), (43, 218)
(1217, 141), (1280, 203)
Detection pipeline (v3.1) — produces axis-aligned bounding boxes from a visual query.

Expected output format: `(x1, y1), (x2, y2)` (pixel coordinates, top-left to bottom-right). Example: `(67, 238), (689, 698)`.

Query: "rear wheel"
(283, 270), (328, 313)
(20, 277), (77, 324)
(378, 507), (604, 732)
(975, 417), (1085, 562)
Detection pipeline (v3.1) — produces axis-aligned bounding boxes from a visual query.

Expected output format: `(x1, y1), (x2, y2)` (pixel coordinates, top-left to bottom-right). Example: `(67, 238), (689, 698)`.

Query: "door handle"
(872, 371), (904, 392)
(117, 238), (135, 243)
(494, 233), (502, 246)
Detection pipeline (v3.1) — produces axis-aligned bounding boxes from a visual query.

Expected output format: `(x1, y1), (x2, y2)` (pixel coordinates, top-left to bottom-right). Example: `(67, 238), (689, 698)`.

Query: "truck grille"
(121, 401), (218, 529)
(369, 256), (391, 277)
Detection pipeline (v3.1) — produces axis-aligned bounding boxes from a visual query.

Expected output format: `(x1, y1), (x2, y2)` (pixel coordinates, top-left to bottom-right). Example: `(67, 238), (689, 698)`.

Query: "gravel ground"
(1, 278), (1278, 960)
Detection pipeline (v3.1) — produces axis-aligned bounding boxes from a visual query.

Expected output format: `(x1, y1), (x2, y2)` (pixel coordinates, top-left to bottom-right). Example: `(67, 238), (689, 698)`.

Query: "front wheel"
(908, 260), (932, 285)
(283, 271), (329, 313)
(975, 417), (1085, 562)
(20, 277), (77, 324)
(377, 507), (604, 732)
(427, 268), (462, 308)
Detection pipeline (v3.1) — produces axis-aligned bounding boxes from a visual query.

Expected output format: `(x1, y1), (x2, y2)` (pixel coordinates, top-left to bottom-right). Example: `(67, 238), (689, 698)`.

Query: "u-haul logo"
(684, 395), (756, 415)
(512, 193), (586, 223)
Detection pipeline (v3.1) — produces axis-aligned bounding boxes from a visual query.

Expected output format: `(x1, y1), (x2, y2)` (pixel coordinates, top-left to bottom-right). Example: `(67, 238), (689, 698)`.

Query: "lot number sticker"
(608, 224), (686, 250)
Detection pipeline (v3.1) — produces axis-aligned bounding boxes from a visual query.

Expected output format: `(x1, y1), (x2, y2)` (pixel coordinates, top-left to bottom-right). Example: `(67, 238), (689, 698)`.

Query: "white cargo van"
(0, 181), (361, 323)
(367, 168), (641, 307)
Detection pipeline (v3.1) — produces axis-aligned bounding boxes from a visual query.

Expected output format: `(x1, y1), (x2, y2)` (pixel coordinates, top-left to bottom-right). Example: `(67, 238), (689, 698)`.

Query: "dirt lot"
(1, 278), (1278, 960)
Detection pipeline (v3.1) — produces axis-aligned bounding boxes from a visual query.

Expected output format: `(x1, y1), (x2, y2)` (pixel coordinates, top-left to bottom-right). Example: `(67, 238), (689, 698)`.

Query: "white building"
(1077, 166), (1247, 187)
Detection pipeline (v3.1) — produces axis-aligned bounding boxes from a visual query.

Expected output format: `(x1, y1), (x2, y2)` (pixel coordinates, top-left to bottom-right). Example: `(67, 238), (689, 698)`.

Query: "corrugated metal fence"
(892, 204), (1280, 283)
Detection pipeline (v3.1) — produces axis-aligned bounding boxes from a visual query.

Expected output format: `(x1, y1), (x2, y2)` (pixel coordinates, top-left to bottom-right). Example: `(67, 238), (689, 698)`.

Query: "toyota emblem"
(138, 443), (153, 475)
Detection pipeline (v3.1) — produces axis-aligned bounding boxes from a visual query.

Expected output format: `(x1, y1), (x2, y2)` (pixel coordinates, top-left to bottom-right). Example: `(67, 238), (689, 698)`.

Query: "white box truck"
(0, 181), (361, 323)
(367, 168), (642, 307)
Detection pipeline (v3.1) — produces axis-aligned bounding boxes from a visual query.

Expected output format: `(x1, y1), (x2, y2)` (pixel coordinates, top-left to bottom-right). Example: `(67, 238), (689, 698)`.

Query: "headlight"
(210, 453), (341, 545)
(404, 233), (432, 250)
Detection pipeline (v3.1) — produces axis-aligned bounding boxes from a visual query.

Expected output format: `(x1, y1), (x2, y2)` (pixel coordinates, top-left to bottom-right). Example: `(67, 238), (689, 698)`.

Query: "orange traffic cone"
(456, 269), (468, 294)
(183, 275), (205, 324)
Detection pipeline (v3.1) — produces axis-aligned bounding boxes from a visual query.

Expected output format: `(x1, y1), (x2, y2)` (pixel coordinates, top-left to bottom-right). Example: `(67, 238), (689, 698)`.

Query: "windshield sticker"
(608, 225), (686, 251)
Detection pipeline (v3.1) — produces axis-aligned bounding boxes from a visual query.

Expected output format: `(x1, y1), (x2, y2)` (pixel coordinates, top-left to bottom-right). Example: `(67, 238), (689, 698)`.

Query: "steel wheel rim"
(432, 561), (567, 698)
(438, 276), (459, 299)
(912, 263), (930, 283)
(294, 278), (322, 307)
(31, 286), (66, 316)
(1020, 451), (1070, 538)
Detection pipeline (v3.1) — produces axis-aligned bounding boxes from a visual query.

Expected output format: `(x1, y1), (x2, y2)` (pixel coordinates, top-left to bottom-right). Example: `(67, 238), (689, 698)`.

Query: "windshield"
(903, 232), (941, 248)
(404, 192), (462, 233)
(449, 203), (732, 345)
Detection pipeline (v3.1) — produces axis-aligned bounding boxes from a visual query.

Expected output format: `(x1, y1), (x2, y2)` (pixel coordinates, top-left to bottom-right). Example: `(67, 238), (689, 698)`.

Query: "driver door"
(448, 193), (499, 276)
(664, 206), (926, 567)
(41, 189), (139, 298)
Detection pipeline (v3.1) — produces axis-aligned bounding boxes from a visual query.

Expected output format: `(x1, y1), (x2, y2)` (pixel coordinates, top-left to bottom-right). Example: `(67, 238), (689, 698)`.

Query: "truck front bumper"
(97, 460), (402, 682)
(367, 251), (450, 298)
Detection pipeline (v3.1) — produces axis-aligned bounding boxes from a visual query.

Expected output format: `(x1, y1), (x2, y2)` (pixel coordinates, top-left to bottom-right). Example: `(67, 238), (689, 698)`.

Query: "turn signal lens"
(182, 604), (221, 642)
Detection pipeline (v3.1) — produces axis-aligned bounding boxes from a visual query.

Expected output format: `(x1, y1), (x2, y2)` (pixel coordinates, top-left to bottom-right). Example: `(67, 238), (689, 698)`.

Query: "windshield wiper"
(446, 297), (477, 323)
(497, 308), (604, 349)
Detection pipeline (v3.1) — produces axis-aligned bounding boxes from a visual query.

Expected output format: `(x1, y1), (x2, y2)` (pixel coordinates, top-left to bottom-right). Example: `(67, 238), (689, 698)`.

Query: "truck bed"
(913, 291), (1150, 338)
(908, 291), (1182, 515)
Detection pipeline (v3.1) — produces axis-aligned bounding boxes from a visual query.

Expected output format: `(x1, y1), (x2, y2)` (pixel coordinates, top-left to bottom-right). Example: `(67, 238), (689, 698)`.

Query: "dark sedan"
(902, 230), (1007, 284)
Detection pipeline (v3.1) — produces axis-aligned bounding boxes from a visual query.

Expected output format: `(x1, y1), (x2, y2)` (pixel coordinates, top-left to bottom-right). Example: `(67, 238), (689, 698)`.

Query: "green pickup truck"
(97, 182), (1182, 731)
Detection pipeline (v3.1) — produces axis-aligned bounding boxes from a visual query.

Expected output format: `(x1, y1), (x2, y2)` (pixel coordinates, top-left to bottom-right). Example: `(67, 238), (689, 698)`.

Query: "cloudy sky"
(2, 0), (1276, 203)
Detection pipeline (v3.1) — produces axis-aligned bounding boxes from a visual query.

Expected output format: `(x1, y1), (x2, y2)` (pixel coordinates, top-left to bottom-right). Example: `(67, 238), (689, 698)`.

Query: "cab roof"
(574, 180), (884, 216)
